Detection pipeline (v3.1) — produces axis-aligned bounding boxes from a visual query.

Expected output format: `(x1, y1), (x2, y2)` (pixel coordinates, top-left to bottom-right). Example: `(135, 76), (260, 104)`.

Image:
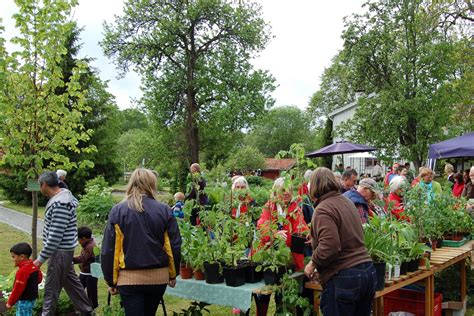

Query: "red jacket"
(257, 199), (309, 271)
(7, 259), (42, 306)
(386, 193), (410, 221)
(452, 183), (464, 198)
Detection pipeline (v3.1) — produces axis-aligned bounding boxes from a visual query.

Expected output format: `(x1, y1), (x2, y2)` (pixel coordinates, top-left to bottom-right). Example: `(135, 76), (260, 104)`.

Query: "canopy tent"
(428, 132), (474, 159)
(306, 141), (377, 158)
(427, 132), (474, 170)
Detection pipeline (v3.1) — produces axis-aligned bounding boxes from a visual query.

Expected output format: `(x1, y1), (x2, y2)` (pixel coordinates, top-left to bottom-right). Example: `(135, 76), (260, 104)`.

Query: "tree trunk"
(31, 191), (38, 259)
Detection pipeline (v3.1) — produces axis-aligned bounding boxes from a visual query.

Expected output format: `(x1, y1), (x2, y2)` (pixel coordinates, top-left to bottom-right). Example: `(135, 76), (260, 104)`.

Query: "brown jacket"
(73, 238), (96, 274)
(311, 191), (371, 285)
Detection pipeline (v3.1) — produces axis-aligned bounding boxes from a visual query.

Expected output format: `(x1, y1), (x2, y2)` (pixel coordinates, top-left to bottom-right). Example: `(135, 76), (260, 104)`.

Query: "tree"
(225, 146), (265, 174)
(245, 106), (312, 157)
(337, 0), (473, 168)
(101, 0), (275, 166)
(0, 0), (92, 257)
(57, 25), (122, 194)
(118, 108), (149, 134)
(308, 51), (354, 128)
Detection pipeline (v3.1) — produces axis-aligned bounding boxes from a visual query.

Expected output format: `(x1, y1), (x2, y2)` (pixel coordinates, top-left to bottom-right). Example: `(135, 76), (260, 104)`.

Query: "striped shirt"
(38, 189), (79, 263)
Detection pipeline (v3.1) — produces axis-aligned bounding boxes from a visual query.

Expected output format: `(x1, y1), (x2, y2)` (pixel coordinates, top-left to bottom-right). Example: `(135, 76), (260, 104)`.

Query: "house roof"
(263, 158), (296, 171)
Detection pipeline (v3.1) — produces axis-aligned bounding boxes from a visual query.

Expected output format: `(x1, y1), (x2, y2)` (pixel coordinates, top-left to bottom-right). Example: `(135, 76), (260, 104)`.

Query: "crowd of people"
(5, 161), (473, 316)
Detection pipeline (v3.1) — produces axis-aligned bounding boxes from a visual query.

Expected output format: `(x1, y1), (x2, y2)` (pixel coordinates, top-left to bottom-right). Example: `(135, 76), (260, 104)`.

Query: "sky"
(1, 0), (366, 110)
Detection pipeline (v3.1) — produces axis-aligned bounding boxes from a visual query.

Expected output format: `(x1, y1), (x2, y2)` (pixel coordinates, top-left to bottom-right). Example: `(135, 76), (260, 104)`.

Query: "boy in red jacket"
(6, 243), (42, 315)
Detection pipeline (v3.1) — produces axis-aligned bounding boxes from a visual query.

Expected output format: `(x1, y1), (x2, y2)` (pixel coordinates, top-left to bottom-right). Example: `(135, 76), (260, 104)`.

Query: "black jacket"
(101, 196), (182, 287)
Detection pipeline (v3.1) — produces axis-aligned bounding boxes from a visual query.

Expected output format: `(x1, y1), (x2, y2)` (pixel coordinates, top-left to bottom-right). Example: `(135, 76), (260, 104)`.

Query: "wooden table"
(305, 243), (473, 316)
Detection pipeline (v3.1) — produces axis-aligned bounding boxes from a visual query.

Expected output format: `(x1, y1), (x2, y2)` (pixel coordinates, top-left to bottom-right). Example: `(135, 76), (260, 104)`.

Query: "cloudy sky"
(1, 0), (366, 110)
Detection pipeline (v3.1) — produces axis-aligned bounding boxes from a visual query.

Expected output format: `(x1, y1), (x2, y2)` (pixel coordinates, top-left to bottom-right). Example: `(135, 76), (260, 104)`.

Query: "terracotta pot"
(180, 264), (193, 279)
(193, 269), (205, 280)
(431, 240), (437, 251)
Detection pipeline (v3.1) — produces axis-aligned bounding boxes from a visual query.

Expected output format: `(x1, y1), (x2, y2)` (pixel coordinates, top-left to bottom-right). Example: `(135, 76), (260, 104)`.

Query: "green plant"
(77, 183), (115, 224)
(276, 274), (312, 316)
(363, 216), (395, 263)
(172, 301), (210, 316)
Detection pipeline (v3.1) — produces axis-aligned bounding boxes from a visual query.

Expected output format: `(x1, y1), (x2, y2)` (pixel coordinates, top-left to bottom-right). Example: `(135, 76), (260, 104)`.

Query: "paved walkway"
(0, 204), (44, 238)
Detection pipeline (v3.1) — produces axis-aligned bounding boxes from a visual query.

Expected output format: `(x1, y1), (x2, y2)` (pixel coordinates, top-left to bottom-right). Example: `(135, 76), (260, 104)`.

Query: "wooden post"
(460, 258), (466, 303)
(425, 274), (434, 316)
(31, 191), (38, 259)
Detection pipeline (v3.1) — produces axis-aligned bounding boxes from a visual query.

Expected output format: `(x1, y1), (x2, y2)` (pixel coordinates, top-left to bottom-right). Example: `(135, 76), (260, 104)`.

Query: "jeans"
(118, 284), (167, 316)
(16, 300), (35, 316)
(320, 261), (376, 316)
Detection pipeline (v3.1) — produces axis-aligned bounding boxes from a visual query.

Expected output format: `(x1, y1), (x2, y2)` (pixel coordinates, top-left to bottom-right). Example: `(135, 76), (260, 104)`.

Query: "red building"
(260, 158), (296, 180)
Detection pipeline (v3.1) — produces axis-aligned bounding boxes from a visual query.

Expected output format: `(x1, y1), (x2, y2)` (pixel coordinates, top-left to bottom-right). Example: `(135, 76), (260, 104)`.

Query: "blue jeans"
(16, 300), (35, 316)
(118, 284), (167, 316)
(320, 262), (376, 316)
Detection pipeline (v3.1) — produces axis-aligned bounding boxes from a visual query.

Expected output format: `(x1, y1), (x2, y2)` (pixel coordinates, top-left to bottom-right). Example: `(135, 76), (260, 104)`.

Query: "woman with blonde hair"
(101, 169), (181, 316)
(415, 167), (442, 202)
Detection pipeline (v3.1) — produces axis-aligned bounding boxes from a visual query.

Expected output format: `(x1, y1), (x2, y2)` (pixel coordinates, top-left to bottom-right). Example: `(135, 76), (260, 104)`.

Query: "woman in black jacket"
(101, 168), (182, 316)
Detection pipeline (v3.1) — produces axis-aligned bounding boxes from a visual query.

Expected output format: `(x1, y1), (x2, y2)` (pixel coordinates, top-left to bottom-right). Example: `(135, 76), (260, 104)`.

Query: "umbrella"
(306, 141), (377, 158)
(428, 132), (474, 159)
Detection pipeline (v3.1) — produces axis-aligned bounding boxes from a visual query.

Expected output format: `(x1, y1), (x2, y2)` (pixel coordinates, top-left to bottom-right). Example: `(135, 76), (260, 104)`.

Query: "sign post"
(26, 179), (40, 259)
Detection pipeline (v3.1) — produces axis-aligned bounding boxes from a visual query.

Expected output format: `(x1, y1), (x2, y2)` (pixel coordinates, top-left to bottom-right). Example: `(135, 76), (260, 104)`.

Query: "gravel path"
(0, 204), (44, 238)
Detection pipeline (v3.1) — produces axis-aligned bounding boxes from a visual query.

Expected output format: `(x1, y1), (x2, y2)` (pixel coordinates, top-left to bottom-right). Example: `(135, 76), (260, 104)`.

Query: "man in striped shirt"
(33, 171), (93, 316)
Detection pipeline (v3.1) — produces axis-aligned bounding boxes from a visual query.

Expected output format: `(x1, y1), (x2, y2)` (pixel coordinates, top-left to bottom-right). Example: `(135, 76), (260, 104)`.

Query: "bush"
(33, 290), (74, 315)
(77, 177), (115, 225)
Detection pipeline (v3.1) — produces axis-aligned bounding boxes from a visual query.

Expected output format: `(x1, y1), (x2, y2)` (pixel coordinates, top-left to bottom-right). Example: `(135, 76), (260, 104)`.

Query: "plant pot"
(407, 258), (419, 272)
(400, 261), (408, 275)
(290, 234), (306, 254)
(385, 263), (392, 280)
(263, 266), (286, 285)
(373, 262), (386, 291)
(431, 240), (437, 251)
(436, 238), (443, 249)
(223, 265), (246, 287)
(204, 262), (224, 284)
(193, 269), (205, 280)
(245, 262), (263, 283)
(180, 264), (193, 279)
(393, 264), (401, 278)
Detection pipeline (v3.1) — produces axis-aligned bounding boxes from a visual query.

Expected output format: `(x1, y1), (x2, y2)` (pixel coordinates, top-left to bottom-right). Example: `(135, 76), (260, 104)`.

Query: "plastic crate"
(441, 238), (467, 247)
(384, 289), (443, 316)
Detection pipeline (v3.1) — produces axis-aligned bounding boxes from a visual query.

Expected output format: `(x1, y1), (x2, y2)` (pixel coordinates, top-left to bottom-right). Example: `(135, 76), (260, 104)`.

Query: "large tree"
(101, 0), (275, 165)
(337, 0), (473, 168)
(245, 106), (313, 157)
(0, 0), (93, 257)
(57, 25), (122, 193)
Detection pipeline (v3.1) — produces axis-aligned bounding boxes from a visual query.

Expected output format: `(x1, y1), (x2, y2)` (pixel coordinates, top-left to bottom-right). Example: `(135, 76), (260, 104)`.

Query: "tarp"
(306, 141), (377, 158)
(428, 132), (474, 159)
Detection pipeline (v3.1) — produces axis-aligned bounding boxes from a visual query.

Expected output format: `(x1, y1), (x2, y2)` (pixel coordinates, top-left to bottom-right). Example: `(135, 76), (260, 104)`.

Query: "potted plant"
(364, 216), (394, 290)
(253, 229), (292, 285)
(275, 274), (312, 316)
(189, 227), (207, 280)
(221, 216), (248, 287)
(290, 198), (308, 255)
(178, 221), (194, 279)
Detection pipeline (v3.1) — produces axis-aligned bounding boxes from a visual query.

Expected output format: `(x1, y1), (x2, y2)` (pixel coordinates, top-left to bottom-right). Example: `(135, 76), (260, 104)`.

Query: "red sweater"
(8, 259), (42, 306)
(386, 193), (410, 221)
(453, 183), (464, 198)
(256, 199), (309, 271)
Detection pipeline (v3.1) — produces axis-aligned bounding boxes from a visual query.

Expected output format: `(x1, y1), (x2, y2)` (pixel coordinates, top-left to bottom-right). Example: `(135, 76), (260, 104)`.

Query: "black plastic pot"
(290, 234), (306, 254)
(263, 266), (286, 285)
(245, 262), (263, 283)
(407, 258), (419, 272)
(204, 262), (224, 284)
(400, 261), (409, 275)
(223, 265), (246, 287)
(373, 262), (386, 291)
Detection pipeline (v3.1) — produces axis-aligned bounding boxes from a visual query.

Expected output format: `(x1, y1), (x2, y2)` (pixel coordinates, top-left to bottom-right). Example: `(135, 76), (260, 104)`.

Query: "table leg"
(373, 297), (383, 316)
(313, 289), (320, 316)
(460, 258), (466, 303)
(425, 274), (434, 316)
(253, 293), (270, 316)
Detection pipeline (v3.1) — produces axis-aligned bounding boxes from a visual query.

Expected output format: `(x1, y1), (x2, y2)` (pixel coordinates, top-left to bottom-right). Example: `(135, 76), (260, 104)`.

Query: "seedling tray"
(441, 238), (467, 247)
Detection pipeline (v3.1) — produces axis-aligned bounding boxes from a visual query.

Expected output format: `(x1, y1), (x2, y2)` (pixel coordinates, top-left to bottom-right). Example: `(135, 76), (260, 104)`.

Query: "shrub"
(77, 178), (115, 225)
